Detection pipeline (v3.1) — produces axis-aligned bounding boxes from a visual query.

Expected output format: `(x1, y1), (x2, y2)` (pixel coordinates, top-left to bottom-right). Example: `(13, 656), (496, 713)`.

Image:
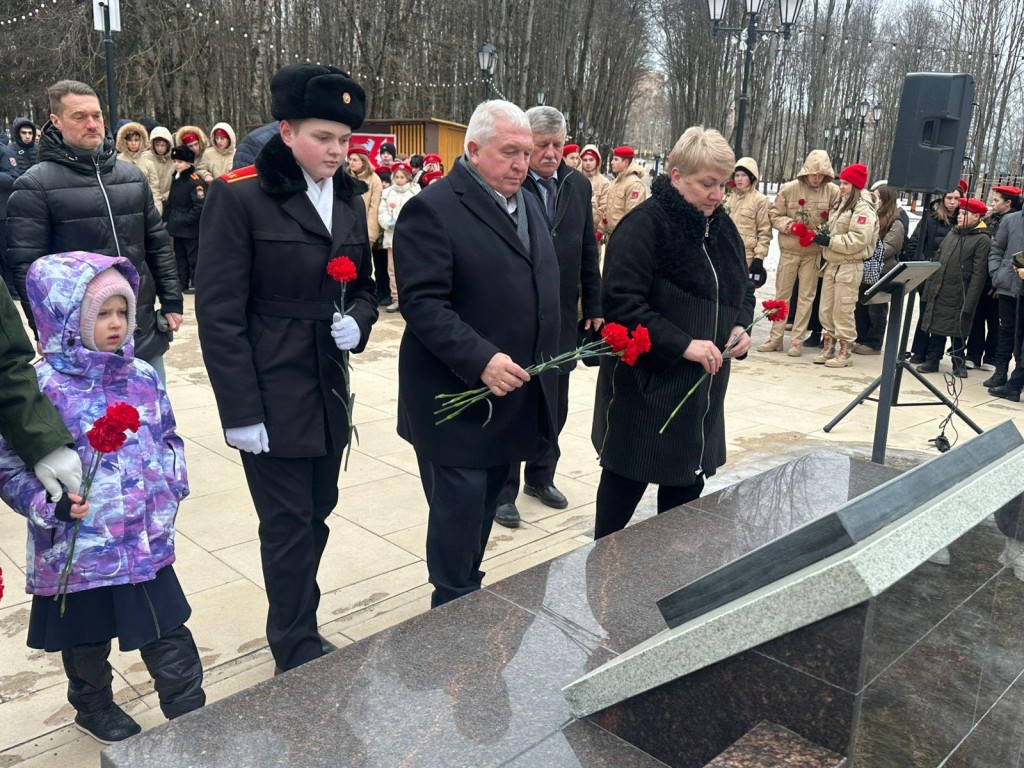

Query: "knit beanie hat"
(80, 268), (137, 351)
(839, 163), (868, 190)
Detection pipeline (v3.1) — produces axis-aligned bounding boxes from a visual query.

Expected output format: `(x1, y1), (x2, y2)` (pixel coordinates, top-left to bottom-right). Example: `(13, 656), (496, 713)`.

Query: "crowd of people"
(0, 62), (1023, 749)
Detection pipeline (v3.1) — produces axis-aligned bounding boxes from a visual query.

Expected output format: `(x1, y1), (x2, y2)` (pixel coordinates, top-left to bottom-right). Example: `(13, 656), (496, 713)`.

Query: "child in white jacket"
(378, 161), (419, 313)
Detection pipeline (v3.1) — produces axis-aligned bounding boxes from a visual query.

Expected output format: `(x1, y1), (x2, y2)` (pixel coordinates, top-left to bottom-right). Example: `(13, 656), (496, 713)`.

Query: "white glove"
(331, 313), (360, 351)
(225, 423), (270, 454)
(34, 446), (84, 499)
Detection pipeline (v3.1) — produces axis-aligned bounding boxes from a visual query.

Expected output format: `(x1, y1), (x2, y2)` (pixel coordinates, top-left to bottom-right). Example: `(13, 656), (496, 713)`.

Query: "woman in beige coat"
(347, 146), (383, 246)
(812, 164), (879, 368)
(197, 122), (236, 182)
(725, 156), (771, 268)
(139, 126), (174, 215)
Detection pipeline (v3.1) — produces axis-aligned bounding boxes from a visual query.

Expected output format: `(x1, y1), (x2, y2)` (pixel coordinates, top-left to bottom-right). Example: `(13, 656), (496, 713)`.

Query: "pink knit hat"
(80, 268), (136, 351)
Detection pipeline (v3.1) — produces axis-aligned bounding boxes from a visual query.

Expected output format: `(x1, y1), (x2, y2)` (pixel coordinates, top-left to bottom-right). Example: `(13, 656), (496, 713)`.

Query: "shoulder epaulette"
(221, 165), (258, 184)
(189, 172), (200, 181)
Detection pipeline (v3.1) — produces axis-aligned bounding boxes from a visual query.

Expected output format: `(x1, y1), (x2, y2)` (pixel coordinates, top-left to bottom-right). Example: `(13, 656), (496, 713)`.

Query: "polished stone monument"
(102, 428), (1024, 767)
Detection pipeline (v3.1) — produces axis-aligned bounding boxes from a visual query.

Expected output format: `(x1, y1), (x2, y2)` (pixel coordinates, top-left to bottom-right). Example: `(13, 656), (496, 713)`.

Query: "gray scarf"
(459, 155), (530, 251)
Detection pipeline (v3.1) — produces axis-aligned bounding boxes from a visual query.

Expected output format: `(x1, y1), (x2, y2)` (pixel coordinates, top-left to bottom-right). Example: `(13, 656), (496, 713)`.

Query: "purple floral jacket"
(0, 252), (188, 596)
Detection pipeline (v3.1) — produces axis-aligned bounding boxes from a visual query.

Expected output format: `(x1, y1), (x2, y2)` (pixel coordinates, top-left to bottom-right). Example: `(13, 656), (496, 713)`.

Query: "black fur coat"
(591, 175), (755, 485)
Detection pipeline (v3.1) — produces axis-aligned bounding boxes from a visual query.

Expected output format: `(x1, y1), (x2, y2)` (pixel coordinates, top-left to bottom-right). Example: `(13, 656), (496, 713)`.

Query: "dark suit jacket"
(195, 134), (379, 458)
(523, 162), (602, 367)
(394, 160), (560, 467)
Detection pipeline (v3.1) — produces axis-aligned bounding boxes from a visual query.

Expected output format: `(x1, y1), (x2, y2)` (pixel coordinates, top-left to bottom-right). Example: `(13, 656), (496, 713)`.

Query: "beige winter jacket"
(197, 122), (236, 182)
(350, 164), (383, 244)
(769, 150), (840, 254)
(820, 189), (879, 266)
(605, 160), (648, 235)
(581, 144), (610, 234)
(174, 125), (210, 160)
(138, 126), (174, 214)
(115, 121), (149, 167)
(727, 157), (771, 263)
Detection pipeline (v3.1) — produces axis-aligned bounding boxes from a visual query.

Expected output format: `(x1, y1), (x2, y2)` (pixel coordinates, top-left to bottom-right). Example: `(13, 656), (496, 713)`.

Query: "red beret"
(348, 145), (369, 156)
(959, 197), (988, 215)
(423, 153), (442, 164)
(182, 132), (199, 144)
(563, 144), (580, 155)
(422, 170), (443, 184)
(993, 185), (1022, 198)
(580, 148), (599, 161)
(958, 178), (968, 194)
(612, 145), (635, 159)
(391, 161), (413, 176)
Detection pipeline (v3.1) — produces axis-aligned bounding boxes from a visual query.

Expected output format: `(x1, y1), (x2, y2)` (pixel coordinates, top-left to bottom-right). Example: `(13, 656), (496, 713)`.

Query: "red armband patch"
(857, 215), (867, 224)
(630, 191), (639, 199)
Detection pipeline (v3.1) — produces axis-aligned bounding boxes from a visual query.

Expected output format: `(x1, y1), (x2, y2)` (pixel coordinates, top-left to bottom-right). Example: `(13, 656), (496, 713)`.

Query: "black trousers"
(62, 624), (205, 719)
(966, 290), (999, 364)
(499, 373), (570, 505)
(594, 468), (704, 539)
(173, 237), (199, 291)
(239, 448), (342, 670)
(371, 247), (390, 304)
(991, 295), (1018, 367)
(0, 219), (15, 295)
(855, 285), (888, 350)
(925, 334), (966, 363)
(417, 457), (509, 608)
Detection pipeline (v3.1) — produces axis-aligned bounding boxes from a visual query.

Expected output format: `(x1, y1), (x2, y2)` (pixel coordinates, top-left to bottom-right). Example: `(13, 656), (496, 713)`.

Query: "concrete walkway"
(2, 285), (1022, 766)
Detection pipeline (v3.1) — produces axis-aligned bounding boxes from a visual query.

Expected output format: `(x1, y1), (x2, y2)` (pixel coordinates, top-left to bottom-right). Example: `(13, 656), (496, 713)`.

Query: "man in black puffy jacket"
(6, 80), (181, 379)
(10, 118), (38, 174)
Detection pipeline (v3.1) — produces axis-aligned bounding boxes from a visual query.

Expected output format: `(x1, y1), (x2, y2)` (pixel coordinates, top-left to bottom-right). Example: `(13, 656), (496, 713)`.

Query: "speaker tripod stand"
(822, 263), (982, 464)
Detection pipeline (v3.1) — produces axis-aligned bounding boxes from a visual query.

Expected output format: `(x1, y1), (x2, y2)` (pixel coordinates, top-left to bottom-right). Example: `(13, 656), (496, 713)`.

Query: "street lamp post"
(707, 0), (803, 157)
(476, 40), (497, 100)
(869, 103), (883, 175)
(855, 99), (869, 163)
(536, 86), (547, 106)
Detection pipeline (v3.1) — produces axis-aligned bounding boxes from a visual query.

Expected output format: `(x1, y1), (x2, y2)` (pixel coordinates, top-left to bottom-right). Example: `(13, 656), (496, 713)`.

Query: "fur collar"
(651, 174), (731, 246)
(255, 133), (367, 200)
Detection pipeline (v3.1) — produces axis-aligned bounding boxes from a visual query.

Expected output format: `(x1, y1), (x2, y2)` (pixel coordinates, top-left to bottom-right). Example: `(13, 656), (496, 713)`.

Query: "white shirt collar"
(300, 167), (334, 234)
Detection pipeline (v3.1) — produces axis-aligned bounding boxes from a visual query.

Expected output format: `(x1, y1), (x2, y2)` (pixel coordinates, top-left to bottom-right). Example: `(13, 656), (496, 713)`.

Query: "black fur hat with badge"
(270, 64), (366, 130)
(171, 145), (195, 163)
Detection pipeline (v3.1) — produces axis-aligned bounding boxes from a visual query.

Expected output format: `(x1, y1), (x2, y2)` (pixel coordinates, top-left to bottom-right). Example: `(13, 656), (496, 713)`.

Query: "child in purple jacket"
(0, 252), (205, 744)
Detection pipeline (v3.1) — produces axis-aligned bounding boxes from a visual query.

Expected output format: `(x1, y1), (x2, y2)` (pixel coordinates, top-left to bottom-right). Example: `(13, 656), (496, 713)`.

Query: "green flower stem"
(658, 309), (773, 434)
(55, 449), (102, 616)
(331, 284), (360, 471)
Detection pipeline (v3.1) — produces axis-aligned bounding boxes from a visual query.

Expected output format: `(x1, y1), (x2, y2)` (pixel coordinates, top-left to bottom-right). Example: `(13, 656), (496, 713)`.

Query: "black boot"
(917, 356), (940, 373)
(139, 625), (206, 719)
(990, 384), (1022, 402)
(952, 357), (968, 378)
(983, 364), (1009, 389)
(802, 330), (822, 348)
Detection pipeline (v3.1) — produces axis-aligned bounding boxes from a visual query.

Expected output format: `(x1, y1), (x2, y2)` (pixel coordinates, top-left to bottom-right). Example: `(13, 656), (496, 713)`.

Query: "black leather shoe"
(524, 484), (569, 510)
(983, 369), (1008, 388)
(916, 358), (940, 373)
(74, 704), (142, 744)
(494, 503), (521, 528)
(990, 384), (1022, 402)
(909, 353), (926, 364)
(802, 331), (822, 348)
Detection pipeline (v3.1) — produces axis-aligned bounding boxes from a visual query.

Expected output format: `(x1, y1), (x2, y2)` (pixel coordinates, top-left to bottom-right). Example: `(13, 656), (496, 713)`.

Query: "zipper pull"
(704, 220), (710, 239)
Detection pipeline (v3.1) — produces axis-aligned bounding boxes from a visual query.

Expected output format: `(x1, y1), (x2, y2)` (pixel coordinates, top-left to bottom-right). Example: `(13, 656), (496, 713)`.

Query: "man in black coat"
(394, 100), (560, 608)
(231, 121), (279, 171)
(10, 118), (38, 174)
(493, 105), (602, 528)
(6, 80), (181, 376)
(196, 64), (379, 673)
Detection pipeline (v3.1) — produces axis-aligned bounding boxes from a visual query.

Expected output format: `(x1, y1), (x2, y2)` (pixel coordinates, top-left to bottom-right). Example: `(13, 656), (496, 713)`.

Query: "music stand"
(822, 261), (983, 464)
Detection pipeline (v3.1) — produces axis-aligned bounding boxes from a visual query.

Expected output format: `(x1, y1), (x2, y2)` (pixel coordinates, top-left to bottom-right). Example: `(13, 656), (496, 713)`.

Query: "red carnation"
(797, 198), (806, 206)
(799, 232), (816, 248)
(326, 256), (358, 283)
(0, 564), (5, 603)
(601, 323), (631, 353)
(621, 325), (651, 366)
(727, 179), (736, 189)
(87, 416), (127, 454)
(791, 222), (809, 237)
(106, 402), (140, 434)
(820, 211), (829, 220)
(762, 300), (789, 322)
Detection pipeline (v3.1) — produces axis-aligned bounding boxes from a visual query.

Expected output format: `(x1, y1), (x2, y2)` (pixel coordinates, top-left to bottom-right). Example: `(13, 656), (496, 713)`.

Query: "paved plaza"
(2, 282), (1023, 766)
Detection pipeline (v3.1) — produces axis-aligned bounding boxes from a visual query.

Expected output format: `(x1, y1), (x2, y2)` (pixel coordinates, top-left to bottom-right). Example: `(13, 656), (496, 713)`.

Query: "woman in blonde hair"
(591, 126), (755, 538)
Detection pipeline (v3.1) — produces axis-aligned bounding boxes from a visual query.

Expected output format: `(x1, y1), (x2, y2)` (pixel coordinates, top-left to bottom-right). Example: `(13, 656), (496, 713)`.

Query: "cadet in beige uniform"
(604, 145), (648, 236)
(726, 157), (771, 269)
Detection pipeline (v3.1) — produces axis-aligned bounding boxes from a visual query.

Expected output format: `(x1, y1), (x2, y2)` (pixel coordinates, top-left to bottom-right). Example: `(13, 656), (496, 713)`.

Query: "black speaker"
(888, 73), (975, 193)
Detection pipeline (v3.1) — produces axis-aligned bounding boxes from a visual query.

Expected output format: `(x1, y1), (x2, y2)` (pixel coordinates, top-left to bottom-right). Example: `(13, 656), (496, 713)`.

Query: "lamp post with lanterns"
(476, 40), (497, 100)
(707, 0), (803, 157)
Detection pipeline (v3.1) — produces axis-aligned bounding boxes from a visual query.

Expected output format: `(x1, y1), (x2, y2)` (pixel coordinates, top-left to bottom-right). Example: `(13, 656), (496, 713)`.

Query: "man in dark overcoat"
(493, 105), (602, 528)
(195, 64), (379, 673)
(393, 100), (560, 608)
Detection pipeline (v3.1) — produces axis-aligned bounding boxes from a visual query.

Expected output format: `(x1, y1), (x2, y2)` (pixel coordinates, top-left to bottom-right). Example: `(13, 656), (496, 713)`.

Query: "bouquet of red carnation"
(435, 323), (651, 426)
(326, 257), (360, 470)
(659, 300), (788, 434)
(55, 402), (140, 615)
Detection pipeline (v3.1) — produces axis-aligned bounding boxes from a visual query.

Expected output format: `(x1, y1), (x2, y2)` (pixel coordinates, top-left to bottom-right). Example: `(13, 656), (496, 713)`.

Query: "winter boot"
(951, 357), (968, 378)
(983, 363), (1009, 389)
(916, 356), (940, 374)
(989, 383), (1022, 402)
(825, 340), (853, 368)
(802, 330), (822, 348)
(787, 343), (802, 357)
(812, 334), (835, 365)
(757, 339), (783, 353)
